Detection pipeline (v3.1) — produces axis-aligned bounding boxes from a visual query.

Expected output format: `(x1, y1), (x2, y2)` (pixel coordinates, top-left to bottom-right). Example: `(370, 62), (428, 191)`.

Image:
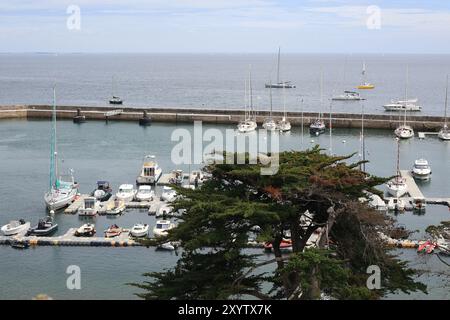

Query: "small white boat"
(130, 223), (149, 238)
(136, 155), (163, 185)
(135, 185), (154, 202)
(78, 197), (100, 216)
(265, 48), (295, 88)
(161, 186), (177, 202)
(383, 99), (422, 112)
(262, 119), (277, 131)
(74, 223), (96, 237)
(332, 91), (364, 101)
(156, 204), (173, 217)
(438, 125), (450, 140)
(158, 242), (176, 251)
(394, 125), (414, 139)
(411, 159), (431, 180)
(368, 194), (387, 212)
(1, 220), (30, 236)
(153, 220), (176, 238)
(386, 176), (408, 198)
(387, 198), (406, 212)
(277, 117), (291, 132)
(105, 199), (126, 215)
(237, 120), (257, 133)
(168, 169), (184, 185)
(115, 184), (136, 202)
(104, 224), (123, 238)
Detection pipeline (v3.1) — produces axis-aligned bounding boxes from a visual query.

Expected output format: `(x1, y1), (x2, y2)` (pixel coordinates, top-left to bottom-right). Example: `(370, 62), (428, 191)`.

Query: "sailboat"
(394, 66), (414, 139)
(277, 85), (291, 131)
(357, 62), (375, 90)
(310, 71), (326, 135)
(262, 82), (277, 131)
(265, 47), (295, 89)
(438, 75), (450, 140)
(109, 75), (123, 105)
(386, 138), (408, 198)
(237, 67), (257, 133)
(333, 57), (364, 101)
(44, 87), (78, 211)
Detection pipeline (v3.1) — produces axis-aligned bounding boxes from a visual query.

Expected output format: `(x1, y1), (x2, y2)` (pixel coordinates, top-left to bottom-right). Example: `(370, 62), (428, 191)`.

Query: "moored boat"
(105, 199), (126, 215)
(135, 185), (154, 202)
(153, 220), (176, 238)
(104, 224), (123, 238)
(91, 181), (113, 202)
(116, 184), (136, 202)
(78, 197), (100, 217)
(332, 91), (364, 101)
(161, 186), (177, 202)
(74, 223), (96, 237)
(136, 155), (162, 185)
(27, 217), (58, 236)
(411, 159), (431, 181)
(1, 219), (30, 236)
(130, 223), (149, 238)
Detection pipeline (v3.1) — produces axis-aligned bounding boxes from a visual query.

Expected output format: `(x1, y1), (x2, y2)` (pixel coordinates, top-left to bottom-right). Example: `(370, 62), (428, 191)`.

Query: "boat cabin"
(84, 197), (96, 209)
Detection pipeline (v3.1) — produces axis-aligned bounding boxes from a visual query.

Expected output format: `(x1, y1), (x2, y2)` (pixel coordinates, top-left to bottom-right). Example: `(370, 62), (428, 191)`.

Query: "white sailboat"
(237, 67), (257, 133)
(262, 82), (277, 131)
(386, 138), (408, 198)
(44, 87), (78, 211)
(438, 75), (450, 140)
(265, 47), (295, 88)
(277, 86), (291, 132)
(394, 66), (414, 139)
(310, 71), (326, 135)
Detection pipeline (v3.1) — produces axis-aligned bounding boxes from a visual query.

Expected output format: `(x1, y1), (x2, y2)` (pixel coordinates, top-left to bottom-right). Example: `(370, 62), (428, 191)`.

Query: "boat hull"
(45, 188), (77, 211)
(136, 170), (162, 185)
(27, 224), (58, 236)
(1, 222), (30, 236)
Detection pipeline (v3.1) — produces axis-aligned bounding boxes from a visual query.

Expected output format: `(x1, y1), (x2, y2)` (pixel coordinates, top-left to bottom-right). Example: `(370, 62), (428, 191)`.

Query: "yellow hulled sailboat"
(357, 62), (375, 89)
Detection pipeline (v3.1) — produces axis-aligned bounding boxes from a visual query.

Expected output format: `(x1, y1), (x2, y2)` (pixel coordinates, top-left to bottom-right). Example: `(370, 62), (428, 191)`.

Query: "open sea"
(0, 53), (449, 300)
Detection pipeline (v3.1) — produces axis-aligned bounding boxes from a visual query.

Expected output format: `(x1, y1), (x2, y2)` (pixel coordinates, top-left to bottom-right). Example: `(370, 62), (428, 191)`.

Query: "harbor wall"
(0, 104), (446, 130)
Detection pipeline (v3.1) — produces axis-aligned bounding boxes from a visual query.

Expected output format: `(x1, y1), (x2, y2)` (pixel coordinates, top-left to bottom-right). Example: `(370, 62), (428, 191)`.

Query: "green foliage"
(132, 148), (426, 300)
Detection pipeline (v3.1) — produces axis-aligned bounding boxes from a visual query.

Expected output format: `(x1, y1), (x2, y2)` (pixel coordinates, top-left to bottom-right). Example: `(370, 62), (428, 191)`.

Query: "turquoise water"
(0, 119), (449, 299)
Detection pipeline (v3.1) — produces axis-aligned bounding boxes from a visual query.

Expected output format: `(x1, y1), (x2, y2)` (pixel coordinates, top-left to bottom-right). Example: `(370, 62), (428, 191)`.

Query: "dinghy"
(74, 223), (96, 237)
(1, 219), (30, 236)
(27, 217), (58, 236)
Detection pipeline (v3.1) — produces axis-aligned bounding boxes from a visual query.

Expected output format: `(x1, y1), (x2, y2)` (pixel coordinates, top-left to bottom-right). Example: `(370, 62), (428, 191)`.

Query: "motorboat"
(78, 197), (100, 217)
(27, 217), (58, 236)
(156, 204), (173, 218)
(153, 220), (176, 238)
(74, 223), (96, 237)
(263, 239), (293, 253)
(135, 185), (154, 202)
(130, 223), (149, 238)
(109, 96), (123, 105)
(105, 199), (126, 215)
(161, 186), (177, 202)
(1, 219), (30, 236)
(368, 194), (387, 212)
(104, 224), (123, 238)
(168, 169), (184, 185)
(44, 88), (78, 211)
(386, 176), (408, 198)
(412, 198), (427, 212)
(387, 198), (406, 212)
(332, 91), (364, 101)
(157, 242), (176, 251)
(10, 240), (30, 249)
(394, 125), (414, 139)
(115, 184), (136, 202)
(383, 99), (422, 112)
(277, 117), (291, 132)
(411, 159), (431, 181)
(91, 181), (112, 202)
(136, 155), (163, 185)
(237, 120), (257, 133)
(309, 119), (326, 136)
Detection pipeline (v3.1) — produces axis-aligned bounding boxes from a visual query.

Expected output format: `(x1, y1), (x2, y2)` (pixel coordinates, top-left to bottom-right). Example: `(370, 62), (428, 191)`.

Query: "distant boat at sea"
(109, 75), (123, 105)
(265, 47), (296, 89)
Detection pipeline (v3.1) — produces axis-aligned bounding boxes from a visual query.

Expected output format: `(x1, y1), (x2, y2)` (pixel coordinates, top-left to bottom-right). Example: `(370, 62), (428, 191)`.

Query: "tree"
(131, 148), (426, 299)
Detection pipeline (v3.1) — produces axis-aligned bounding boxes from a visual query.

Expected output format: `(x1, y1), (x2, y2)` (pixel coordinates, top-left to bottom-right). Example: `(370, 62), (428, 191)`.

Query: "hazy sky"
(1, 0), (450, 53)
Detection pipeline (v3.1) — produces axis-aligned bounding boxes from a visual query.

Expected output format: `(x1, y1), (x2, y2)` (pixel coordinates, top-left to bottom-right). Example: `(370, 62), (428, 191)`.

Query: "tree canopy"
(131, 147), (426, 299)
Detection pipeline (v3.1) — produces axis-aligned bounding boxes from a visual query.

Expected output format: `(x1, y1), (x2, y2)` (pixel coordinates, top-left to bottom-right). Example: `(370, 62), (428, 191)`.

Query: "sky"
(1, 0), (450, 53)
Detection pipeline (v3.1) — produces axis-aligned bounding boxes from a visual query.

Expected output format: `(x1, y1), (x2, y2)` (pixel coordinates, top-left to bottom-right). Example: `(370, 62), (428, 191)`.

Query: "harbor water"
(0, 119), (449, 299)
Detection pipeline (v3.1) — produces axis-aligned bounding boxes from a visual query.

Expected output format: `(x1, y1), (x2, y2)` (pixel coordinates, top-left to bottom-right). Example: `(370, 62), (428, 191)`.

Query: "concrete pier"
(0, 104), (448, 130)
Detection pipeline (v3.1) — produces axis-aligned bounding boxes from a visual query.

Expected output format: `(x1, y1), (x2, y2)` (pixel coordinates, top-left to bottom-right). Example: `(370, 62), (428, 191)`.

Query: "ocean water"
(1, 53), (450, 115)
(0, 119), (449, 299)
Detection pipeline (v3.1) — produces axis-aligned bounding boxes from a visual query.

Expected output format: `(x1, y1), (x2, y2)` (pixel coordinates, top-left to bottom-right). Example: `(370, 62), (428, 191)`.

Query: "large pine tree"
(132, 148), (426, 299)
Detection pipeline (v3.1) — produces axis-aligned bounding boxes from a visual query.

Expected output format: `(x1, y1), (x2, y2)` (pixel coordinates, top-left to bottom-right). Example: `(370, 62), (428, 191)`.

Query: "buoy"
(50, 210), (55, 215)
(139, 110), (151, 126)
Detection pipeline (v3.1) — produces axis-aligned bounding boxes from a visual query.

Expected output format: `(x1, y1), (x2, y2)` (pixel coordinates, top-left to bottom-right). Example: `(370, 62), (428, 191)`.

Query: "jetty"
(0, 105), (448, 131)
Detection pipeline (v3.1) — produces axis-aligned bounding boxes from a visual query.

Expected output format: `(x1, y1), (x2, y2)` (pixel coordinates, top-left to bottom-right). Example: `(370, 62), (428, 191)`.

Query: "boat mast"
(444, 75), (448, 128)
(329, 100), (332, 154)
(396, 137), (401, 178)
(362, 61), (366, 84)
(320, 69), (323, 121)
(269, 79), (273, 119)
(244, 77), (248, 120)
(249, 65), (254, 120)
(360, 100), (366, 171)
(283, 83), (287, 120)
(49, 86), (57, 190)
(300, 97), (304, 147)
(404, 65), (409, 126)
(277, 47), (281, 84)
